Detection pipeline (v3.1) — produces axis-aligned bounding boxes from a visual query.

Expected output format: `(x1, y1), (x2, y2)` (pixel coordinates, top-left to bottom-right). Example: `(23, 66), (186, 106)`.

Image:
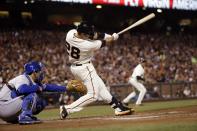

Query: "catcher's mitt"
(67, 80), (87, 95)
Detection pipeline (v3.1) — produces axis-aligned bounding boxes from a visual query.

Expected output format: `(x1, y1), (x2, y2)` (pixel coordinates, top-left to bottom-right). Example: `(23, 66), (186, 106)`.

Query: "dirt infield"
(1, 106), (197, 130)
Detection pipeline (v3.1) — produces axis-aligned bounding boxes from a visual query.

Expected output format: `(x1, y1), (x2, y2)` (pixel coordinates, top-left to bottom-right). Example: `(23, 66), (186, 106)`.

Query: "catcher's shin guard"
(60, 105), (68, 119)
(18, 93), (42, 124)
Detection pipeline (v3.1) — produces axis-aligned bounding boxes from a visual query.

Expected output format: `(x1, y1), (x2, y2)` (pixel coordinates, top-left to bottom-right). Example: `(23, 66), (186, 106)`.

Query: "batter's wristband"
(104, 33), (111, 40)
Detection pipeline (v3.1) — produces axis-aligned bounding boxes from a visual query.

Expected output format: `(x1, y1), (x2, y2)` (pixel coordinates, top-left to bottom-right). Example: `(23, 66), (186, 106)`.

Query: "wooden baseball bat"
(117, 13), (156, 35)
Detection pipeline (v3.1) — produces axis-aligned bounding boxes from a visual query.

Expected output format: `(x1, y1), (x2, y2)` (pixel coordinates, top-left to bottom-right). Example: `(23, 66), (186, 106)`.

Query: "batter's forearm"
(95, 32), (117, 44)
(95, 33), (111, 40)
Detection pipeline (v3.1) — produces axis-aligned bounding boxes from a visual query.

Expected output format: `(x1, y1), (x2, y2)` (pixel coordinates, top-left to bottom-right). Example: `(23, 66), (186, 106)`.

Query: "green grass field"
(2, 99), (197, 131)
(38, 99), (197, 119)
(26, 122), (197, 131)
(32, 99), (197, 131)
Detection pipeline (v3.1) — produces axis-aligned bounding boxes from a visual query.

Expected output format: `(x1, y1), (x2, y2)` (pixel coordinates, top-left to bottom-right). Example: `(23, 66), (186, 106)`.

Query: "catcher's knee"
(33, 98), (47, 115)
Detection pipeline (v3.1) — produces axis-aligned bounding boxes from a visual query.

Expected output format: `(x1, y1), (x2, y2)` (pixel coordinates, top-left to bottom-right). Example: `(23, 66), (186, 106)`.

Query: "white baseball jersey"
(0, 74), (33, 120)
(123, 64), (146, 105)
(0, 74), (33, 101)
(64, 29), (114, 114)
(131, 64), (145, 79)
(66, 29), (102, 64)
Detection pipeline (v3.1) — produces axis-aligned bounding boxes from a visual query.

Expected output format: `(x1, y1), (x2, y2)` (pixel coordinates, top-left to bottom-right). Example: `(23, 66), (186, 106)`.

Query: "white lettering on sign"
(143, 0), (170, 9)
(173, 0), (197, 10)
(50, 0), (197, 10)
(51, 0), (92, 4)
(124, 0), (139, 6)
(107, 0), (120, 4)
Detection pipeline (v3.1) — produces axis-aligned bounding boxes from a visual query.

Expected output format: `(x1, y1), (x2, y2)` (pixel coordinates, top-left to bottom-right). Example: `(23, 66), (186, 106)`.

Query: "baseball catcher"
(0, 61), (68, 125)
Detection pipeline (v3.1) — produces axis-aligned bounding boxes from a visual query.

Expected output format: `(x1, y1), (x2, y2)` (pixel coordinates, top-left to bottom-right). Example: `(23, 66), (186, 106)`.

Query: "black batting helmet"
(77, 21), (95, 37)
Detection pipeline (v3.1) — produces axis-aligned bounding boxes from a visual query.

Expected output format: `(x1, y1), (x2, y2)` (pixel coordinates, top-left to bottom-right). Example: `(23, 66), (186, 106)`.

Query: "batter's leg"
(96, 75), (133, 115)
(60, 70), (99, 118)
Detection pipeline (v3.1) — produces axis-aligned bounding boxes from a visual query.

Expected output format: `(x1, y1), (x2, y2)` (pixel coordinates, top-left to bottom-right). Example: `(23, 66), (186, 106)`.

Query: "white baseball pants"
(123, 78), (147, 105)
(65, 62), (113, 114)
(0, 96), (23, 122)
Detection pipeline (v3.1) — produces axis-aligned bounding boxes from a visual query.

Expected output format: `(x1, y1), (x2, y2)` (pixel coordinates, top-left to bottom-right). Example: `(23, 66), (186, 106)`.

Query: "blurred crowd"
(95, 31), (197, 84)
(0, 29), (197, 87)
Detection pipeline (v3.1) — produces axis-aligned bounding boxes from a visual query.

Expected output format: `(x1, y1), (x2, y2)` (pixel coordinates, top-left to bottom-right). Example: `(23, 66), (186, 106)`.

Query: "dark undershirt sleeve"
(97, 33), (105, 40)
(101, 40), (106, 48)
(136, 76), (145, 81)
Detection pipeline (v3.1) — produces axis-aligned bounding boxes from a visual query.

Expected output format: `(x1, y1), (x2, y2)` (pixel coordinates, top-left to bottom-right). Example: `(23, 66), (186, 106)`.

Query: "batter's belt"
(73, 61), (91, 66)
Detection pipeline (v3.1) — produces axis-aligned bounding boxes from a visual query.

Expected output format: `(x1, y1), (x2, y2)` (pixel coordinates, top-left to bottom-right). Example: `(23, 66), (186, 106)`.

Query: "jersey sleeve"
(17, 84), (40, 95)
(43, 84), (66, 92)
(82, 40), (102, 51)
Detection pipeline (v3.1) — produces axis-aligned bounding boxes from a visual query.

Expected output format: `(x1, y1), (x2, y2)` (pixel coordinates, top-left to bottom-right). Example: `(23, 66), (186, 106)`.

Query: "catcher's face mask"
(35, 63), (46, 83)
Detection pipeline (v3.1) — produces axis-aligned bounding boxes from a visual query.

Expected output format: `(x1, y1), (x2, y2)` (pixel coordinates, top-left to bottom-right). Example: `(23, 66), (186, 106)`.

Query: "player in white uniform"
(60, 22), (133, 119)
(123, 58), (147, 106)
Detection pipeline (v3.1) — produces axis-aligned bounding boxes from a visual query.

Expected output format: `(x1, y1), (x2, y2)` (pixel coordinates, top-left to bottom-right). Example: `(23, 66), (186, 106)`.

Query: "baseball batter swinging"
(60, 21), (134, 119)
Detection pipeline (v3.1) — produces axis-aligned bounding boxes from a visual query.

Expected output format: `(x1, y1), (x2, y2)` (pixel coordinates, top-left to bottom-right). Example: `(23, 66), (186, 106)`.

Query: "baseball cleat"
(122, 102), (129, 106)
(130, 108), (135, 113)
(115, 108), (135, 116)
(135, 104), (144, 106)
(60, 105), (68, 119)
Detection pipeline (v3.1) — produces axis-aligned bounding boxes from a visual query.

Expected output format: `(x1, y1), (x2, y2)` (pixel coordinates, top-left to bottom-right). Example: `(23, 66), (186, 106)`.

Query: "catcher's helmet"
(24, 61), (44, 75)
(77, 21), (95, 37)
